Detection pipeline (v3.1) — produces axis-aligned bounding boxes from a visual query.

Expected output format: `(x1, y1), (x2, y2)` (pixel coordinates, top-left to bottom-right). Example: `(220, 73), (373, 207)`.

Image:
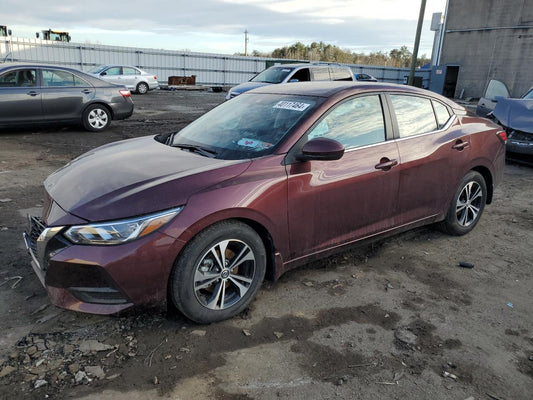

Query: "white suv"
(226, 63), (354, 100)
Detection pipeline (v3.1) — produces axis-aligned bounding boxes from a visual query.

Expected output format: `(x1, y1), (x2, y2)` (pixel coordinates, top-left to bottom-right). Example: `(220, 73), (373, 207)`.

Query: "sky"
(2, 0), (447, 57)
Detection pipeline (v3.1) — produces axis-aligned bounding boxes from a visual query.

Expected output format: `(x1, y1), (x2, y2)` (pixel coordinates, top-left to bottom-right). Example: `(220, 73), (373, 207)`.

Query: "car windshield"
(89, 66), (108, 74)
(170, 93), (321, 160)
(523, 88), (533, 99)
(251, 67), (294, 83)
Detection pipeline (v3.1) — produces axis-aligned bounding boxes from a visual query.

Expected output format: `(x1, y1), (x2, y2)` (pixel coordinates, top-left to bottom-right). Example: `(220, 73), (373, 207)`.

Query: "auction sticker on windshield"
(237, 138), (272, 150)
(273, 101), (311, 112)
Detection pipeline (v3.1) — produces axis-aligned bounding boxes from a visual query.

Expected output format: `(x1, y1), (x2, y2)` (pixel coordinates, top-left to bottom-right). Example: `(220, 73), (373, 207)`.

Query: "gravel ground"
(0, 89), (532, 400)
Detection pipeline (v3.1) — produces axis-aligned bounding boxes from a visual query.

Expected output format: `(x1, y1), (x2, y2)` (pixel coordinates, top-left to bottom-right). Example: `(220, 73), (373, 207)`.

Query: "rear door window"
(311, 68), (331, 81)
(330, 68), (353, 81)
(390, 95), (437, 137)
(42, 69), (90, 87)
(123, 67), (139, 75)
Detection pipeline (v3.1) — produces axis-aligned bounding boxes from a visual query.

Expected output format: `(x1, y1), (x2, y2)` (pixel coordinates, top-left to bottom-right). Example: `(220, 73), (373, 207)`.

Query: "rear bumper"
(112, 100), (134, 120)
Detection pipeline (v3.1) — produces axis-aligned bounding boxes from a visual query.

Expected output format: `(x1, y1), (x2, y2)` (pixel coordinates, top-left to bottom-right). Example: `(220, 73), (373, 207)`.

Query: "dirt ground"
(0, 90), (532, 400)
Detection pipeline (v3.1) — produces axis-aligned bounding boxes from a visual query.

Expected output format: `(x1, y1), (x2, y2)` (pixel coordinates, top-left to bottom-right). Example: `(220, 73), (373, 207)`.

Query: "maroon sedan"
(24, 82), (506, 323)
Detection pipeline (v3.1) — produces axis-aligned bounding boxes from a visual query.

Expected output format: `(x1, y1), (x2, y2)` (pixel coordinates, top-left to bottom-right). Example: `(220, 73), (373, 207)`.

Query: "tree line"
(243, 42), (430, 68)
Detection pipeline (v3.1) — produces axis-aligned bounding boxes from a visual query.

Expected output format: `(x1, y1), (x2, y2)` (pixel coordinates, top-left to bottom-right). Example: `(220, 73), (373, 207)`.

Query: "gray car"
(89, 65), (159, 94)
(0, 63), (134, 132)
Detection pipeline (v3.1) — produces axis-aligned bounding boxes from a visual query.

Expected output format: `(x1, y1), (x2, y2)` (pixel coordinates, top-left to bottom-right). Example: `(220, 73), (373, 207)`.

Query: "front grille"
(28, 216), (46, 259)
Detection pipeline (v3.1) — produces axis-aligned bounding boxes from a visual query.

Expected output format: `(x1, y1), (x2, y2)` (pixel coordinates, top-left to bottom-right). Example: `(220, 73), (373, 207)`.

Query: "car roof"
(0, 62), (78, 70)
(246, 81), (464, 110)
(97, 65), (140, 68)
(268, 63), (349, 70)
(0, 62), (122, 87)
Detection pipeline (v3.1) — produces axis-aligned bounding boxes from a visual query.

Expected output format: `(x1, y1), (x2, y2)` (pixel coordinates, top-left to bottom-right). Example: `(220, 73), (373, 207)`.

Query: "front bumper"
(23, 215), (182, 314)
(506, 137), (533, 155)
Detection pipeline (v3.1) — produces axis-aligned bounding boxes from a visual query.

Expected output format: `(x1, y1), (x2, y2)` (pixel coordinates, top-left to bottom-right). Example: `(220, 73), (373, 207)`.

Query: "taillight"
(119, 89), (131, 97)
(153, 76), (157, 80)
(496, 130), (507, 143)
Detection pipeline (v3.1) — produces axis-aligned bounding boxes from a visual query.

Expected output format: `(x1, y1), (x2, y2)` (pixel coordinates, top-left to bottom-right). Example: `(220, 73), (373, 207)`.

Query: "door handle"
(81, 89), (93, 94)
(452, 141), (469, 151)
(375, 158), (398, 171)
(27, 91), (39, 97)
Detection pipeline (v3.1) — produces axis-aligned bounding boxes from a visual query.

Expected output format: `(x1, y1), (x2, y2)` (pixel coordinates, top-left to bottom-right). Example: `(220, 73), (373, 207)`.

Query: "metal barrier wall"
(1, 37), (431, 87)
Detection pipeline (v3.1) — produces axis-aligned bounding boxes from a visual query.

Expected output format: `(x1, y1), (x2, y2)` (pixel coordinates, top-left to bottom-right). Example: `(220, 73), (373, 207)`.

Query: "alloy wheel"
(193, 239), (256, 310)
(88, 108), (109, 130)
(455, 181), (483, 227)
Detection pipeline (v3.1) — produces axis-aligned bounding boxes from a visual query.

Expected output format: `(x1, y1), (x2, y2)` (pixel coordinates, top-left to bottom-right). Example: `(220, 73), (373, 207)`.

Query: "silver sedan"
(89, 65), (159, 94)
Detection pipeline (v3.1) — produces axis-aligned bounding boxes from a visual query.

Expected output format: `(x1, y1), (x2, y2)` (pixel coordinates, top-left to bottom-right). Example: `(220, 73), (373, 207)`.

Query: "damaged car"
(24, 82), (506, 323)
(491, 97), (533, 156)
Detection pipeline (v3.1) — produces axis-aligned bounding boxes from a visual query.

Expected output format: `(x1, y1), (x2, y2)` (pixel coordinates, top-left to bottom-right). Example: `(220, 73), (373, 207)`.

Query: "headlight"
(64, 207), (183, 245)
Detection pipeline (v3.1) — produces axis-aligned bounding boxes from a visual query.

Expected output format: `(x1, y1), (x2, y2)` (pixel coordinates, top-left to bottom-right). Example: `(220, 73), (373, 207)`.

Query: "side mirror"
(289, 78), (299, 83)
(299, 137), (344, 161)
(100, 72), (107, 76)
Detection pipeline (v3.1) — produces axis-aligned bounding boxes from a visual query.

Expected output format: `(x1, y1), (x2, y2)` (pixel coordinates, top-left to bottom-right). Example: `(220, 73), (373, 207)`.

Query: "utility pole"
(408, 0), (427, 86)
(244, 30), (249, 56)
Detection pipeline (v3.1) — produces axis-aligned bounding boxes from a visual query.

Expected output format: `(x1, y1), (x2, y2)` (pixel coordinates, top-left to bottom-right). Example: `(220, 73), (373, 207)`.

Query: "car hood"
(230, 81), (272, 95)
(44, 136), (250, 222)
(493, 98), (533, 133)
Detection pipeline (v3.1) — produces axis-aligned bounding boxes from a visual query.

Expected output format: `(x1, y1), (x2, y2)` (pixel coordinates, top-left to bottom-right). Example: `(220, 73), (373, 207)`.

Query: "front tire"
(136, 82), (149, 94)
(82, 104), (111, 132)
(441, 171), (487, 236)
(169, 220), (266, 324)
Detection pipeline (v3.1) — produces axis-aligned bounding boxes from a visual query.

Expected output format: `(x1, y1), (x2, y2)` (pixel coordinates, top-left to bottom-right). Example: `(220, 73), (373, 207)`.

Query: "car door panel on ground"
(287, 94), (400, 259)
(476, 79), (511, 117)
(387, 93), (471, 224)
(40, 69), (94, 121)
(0, 68), (42, 124)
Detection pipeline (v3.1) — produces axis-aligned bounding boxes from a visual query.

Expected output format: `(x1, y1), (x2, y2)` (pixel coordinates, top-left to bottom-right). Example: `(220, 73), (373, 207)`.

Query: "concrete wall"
(440, 0), (533, 98)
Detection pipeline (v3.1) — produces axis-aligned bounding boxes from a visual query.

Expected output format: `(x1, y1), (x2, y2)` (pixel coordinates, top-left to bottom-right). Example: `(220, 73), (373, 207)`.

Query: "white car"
(89, 65), (158, 94)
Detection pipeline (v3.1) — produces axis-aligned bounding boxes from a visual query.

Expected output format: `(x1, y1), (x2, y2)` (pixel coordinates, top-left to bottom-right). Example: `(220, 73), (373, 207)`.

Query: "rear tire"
(440, 171), (487, 236)
(82, 104), (111, 132)
(136, 82), (149, 94)
(169, 220), (266, 324)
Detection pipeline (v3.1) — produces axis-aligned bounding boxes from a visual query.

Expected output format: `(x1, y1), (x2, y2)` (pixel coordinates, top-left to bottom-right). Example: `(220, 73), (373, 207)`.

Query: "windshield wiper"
(173, 143), (217, 158)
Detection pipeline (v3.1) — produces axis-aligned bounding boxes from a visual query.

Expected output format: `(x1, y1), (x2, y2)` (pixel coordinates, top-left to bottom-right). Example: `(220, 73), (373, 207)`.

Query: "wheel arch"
(165, 216), (280, 301)
(471, 165), (493, 204)
(234, 217), (278, 282)
(83, 101), (114, 119)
